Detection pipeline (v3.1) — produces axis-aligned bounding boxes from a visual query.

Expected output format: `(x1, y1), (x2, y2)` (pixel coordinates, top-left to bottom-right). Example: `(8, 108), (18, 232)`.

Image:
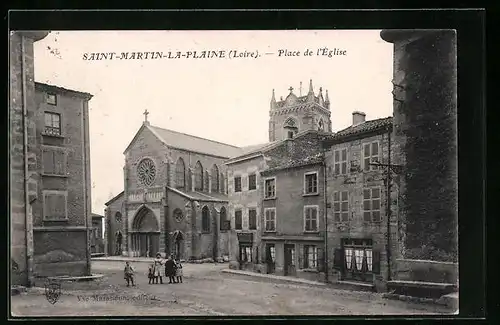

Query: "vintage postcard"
(10, 29), (458, 317)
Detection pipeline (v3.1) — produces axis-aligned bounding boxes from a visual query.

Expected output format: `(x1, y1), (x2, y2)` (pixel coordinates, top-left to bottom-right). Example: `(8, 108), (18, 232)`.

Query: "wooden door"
(284, 244), (295, 276)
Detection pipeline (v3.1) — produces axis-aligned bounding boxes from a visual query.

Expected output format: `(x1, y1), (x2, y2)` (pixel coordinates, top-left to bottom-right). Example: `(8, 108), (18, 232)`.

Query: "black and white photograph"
(9, 27), (461, 317)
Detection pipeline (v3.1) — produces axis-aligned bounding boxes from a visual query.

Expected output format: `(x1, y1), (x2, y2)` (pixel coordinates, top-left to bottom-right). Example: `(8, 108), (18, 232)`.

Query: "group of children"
(123, 253), (183, 287)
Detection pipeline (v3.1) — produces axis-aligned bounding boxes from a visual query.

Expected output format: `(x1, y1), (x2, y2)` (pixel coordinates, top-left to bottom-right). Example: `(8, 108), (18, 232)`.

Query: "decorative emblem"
(44, 279), (62, 304)
(173, 209), (184, 222)
(137, 158), (156, 187)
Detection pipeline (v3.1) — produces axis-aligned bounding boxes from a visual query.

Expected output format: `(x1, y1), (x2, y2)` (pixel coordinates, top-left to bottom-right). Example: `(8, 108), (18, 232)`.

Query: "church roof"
(104, 191), (124, 206)
(167, 187), (228, 202)
(124, 123), (242, 158)
(225, 141), (281, 165)
(148, 125), (242, 158)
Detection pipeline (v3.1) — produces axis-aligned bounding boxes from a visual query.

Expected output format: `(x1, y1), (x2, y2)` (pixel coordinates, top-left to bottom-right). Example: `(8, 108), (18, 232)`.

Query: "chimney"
(352, 111), (366, 125)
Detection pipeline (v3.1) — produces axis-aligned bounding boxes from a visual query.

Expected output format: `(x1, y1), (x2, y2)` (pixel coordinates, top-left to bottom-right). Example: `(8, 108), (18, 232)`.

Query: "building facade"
(106, 118), (243, 260)
(323, 112), (397, 291)
(31, 83), (94, 277)
(226, 82), (333, 282)
(10, 31), (50, 287)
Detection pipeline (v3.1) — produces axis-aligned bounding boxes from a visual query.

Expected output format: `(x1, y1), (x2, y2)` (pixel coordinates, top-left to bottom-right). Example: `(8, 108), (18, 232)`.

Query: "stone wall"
(383, 30), (458, 262)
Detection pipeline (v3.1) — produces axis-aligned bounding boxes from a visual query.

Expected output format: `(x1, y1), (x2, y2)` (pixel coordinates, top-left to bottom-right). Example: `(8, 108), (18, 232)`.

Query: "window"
(211, 165), (219, 192)
(304, 245), (318, 269)
(44, 112), (61, 136)
(220, 207), (228, 231)
(248, 174), (257, 190)
(234, 176), (242, 192)
(43, 191), (67, 220)
(201, 206), (210, 232)
(248, 209), (257, 230)
(363, 141), (380, 171)
(240, 245), (252, 263)
(94, 227), (101, 239)
(115, 212), (122, 222)
(234, 210), (242, 230)
(334, 148), (348, 175)
(363, 187), (381, 222)
(264, 208), (276, 232)
(287, 131), (294, 139)
(42, 148), (66, 175)
(304, 172), (318, 194)
(194, 161), (203, 191)
(318, 119), (324, 131)
(304, 206), (318, 232)
(333, 191), (349, 222)
(264, 178), (276, 199)
(220, 173), (225, 194)
(46, 93), (57, 105)
(175, 158), (186, 189)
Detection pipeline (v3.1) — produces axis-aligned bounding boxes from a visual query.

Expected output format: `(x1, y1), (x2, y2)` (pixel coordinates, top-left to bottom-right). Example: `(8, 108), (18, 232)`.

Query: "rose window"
(137, 158), (156, 187)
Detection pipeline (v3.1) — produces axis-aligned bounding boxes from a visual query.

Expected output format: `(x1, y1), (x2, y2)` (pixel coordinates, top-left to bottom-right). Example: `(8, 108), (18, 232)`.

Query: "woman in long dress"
(153, 253), (164, 284)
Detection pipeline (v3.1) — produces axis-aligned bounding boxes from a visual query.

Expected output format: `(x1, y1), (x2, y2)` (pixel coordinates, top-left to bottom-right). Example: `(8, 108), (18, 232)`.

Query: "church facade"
(105, 115), (242, 260)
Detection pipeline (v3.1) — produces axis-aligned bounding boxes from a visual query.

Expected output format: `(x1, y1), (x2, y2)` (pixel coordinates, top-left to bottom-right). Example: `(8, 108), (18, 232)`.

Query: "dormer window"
(287, 131), (294, 139)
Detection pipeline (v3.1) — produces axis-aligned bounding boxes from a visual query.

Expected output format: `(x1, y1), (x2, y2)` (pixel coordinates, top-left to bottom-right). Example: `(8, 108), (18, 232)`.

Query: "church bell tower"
(268, 80), (332, 142)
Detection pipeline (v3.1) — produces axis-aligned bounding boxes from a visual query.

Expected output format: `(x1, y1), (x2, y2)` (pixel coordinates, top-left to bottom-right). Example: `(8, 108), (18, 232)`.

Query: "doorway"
(265, 244), (276, 274)
(341, 238), (374, 282)
(284, 244), (296, 276)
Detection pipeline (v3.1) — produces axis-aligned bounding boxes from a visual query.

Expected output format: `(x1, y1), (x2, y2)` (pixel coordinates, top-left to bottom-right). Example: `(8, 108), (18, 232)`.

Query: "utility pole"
(369, 129), (403, 282)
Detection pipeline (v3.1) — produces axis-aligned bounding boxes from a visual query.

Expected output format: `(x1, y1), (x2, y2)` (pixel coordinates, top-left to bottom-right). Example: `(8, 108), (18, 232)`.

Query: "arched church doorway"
(130, 206), (160, 257)
(173, 230), (184, 260)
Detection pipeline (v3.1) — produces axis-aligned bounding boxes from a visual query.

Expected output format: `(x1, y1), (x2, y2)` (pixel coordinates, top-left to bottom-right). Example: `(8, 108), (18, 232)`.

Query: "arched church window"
(202, 206), (210, 232)
(115, 211), (122, 223)
(318, 119), (324, 131)
(220, 206), (228, 231)
(283, 117), (298, 139)
(194, 161), (203, 191)
(220, 172), (225, 194)
(211, 165), (219, 192)
(175, 158), (186, 189)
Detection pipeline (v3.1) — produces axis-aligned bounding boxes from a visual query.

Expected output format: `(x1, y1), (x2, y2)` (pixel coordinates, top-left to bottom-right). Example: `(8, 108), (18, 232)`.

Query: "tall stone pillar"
(380, 30), (458, 262)
(184, 201), (193, 259)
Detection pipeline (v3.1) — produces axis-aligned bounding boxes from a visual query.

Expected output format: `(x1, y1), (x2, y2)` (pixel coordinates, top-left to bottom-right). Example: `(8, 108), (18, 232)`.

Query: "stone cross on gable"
(143, 109), (149, 122)
(288, 86), (294, 93)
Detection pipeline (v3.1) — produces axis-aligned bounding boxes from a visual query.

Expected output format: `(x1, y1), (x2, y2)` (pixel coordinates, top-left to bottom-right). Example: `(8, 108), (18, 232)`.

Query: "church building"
(105, 110), (243, 260)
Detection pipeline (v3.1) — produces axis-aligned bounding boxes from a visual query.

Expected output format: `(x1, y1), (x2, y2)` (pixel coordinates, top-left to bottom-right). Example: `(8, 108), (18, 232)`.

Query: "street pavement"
(11, 259), (452, 317)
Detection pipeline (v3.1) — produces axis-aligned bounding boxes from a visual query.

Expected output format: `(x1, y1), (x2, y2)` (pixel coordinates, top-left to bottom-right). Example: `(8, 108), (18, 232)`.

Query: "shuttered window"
(43, 192), (67, 220)
(248, 209), (257, 230)
(235, 210), (242, 230)
(42, 149), (66, 175)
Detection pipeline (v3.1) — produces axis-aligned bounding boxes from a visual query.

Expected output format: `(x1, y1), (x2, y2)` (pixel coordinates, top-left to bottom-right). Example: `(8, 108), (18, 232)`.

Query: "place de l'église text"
(82, 48), (347, 61)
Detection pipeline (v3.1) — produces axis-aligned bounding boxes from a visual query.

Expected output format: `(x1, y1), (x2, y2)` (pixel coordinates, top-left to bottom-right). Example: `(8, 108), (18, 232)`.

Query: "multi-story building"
(323, 112), (396, 291)
(104, 191), (125, 256)
(32, 82), (94, 277)
(226, 82), (333, 282)
(10, 31), (50, 287)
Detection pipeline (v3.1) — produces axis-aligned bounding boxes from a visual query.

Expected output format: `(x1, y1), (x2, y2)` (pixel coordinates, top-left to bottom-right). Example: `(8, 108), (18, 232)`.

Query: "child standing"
(175, 259), (183, 284)
(124, 262), (135, 287)
(147, 264), (154, 284)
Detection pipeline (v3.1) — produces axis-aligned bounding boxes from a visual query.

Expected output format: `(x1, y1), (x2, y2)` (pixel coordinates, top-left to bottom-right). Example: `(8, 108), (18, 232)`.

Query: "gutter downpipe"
(322, 142), (329, 283)
(386, 126), (392, 282)
(21, 35), (34, 287)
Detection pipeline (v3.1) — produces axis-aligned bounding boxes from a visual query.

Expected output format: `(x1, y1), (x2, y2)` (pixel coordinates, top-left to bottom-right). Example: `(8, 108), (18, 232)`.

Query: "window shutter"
(317, 247), (324, 272)
(43, 150), (55, 174)
(333, 248), (344, 270)
(298, 245), (304, 269)
(372, 250), (381, 274)
(54, 151), (65, 175)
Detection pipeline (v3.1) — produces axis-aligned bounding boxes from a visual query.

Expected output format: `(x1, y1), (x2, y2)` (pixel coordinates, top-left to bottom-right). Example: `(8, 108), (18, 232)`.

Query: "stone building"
(225, 83), (332, 282)
(32, 82), (93, 277)
(104, 191), (124, 256)
(323, 112), (396, 292)
(105, 116), (243, 260)
(10, 31), (50, 287)
(10, 30), (94, 283)
(380, 30), (458, 291)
